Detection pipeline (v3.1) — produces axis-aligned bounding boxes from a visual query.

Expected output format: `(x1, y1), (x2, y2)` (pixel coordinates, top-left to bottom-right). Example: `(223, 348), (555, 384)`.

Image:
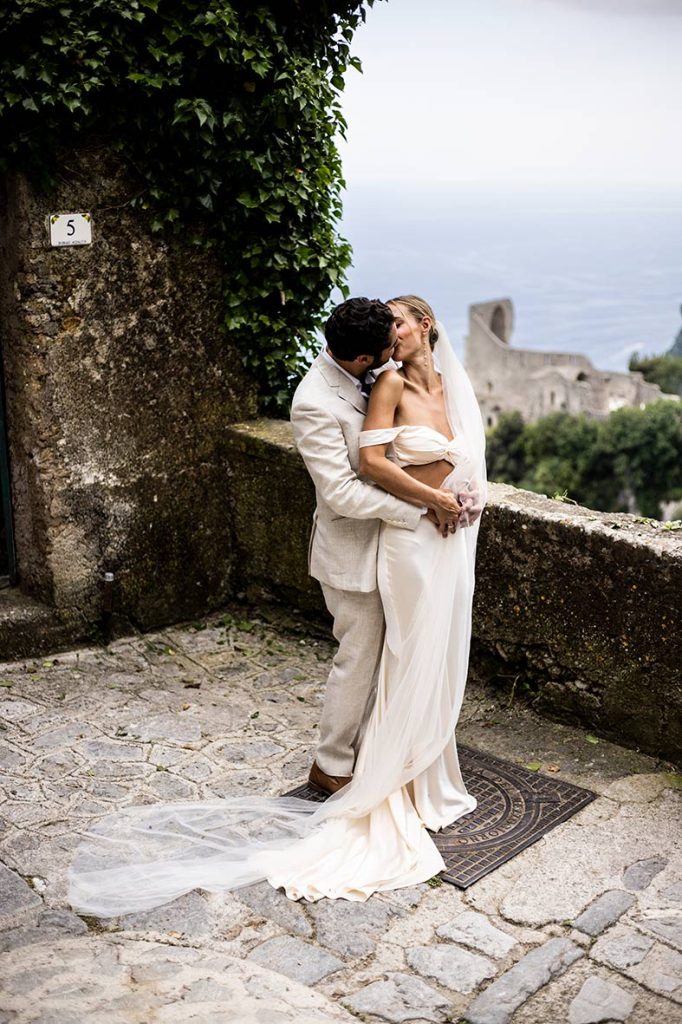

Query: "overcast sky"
(339, 0), (682, 189)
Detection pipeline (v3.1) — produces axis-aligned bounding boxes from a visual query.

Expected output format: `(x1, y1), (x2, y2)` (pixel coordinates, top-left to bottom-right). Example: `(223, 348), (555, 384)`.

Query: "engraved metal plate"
(283, 744), (596, 888)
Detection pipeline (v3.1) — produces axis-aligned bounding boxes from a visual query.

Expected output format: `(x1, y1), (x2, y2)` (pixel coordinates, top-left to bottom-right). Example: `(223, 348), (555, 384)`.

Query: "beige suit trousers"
(317, 582), (386, 777)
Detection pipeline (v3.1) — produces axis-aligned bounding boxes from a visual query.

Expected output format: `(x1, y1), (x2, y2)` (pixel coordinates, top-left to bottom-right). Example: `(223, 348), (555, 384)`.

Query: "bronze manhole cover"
(283, 744), (596, 888)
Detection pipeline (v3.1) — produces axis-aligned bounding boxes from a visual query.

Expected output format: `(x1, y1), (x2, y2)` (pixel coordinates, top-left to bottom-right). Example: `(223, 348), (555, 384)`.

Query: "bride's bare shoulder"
(373, 369), (405, 394)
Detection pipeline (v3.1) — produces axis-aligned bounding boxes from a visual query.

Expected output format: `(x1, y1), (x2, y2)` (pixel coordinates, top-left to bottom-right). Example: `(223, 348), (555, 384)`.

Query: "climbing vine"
(0, 0), (378, 411)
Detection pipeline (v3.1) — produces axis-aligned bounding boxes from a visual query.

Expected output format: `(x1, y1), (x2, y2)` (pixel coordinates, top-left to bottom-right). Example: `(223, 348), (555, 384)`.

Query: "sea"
(335, 183), (682, 371)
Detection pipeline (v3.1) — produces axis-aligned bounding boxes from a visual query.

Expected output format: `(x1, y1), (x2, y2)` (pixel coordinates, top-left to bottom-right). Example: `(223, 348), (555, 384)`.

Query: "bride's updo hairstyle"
(389, 295), (439, 350)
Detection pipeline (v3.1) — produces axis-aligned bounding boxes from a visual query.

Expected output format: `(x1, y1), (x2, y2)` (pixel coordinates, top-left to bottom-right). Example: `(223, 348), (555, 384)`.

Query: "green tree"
(0, 0), (379, 412)
(628, 353), (682, 397)
(597, 400), (682, 519)
(485, 410), (527, 484)
(484, 402), (682, 518)
(520, 412), (600, 502)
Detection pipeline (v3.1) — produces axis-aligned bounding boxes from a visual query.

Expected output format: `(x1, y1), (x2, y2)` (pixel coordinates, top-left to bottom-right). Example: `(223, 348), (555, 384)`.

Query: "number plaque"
(48, 213), (92, 247)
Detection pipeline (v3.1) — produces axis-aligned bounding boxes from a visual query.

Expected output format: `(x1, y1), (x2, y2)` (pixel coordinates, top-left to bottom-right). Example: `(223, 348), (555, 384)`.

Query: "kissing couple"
(69, 294), (486, 912)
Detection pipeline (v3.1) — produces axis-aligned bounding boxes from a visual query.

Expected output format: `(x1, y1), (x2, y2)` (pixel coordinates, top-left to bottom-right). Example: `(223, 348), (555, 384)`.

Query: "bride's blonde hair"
(388, 294), (439, 349)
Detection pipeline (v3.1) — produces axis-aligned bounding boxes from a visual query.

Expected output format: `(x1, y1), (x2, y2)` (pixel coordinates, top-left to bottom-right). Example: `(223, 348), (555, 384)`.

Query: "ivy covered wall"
(1, 0), (377, 410)
(0, 1), (377, 629)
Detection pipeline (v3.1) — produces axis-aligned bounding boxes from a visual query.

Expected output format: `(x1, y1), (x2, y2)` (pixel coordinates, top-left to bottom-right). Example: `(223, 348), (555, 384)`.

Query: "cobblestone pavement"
(1, 605), (681, 1023)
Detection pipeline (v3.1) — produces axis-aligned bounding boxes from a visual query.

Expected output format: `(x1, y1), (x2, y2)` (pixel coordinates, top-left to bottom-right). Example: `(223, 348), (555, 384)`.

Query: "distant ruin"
(465, 298), (679, 428)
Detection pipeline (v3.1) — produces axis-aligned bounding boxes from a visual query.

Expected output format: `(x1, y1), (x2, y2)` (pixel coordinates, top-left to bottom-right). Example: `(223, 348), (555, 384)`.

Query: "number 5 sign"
(48, 213), (92, 247)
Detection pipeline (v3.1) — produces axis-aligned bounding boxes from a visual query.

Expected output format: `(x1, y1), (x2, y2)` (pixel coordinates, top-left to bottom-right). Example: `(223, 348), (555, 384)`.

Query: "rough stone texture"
(0, 151), (258, 631)
(486, 797), (680, 930)
(342, 972), (451, 1023)
(574, 891), (637, 936)
(0, 908), (87, 952)
(514, 957), (677, 1024)
(236, 881), (313, 938)
(628, 944), (682, 1001)
(224, 419), (322, 613)
(568, 975), (635, 1024)
(0, 936), (352, 1023)
(407, 943), (497, 994)
(224, 422), (682, 764)
(0, 588), (83, 661)
(307, 897), (404, 957)
(437, 910), (518, 959)
(590, 927), (655, 970)
(0, 863), (42, 929)
(247, 935), (344, 986)
(464, 939), (584, 1024)
(622, 856), (668, 891)
(638, 915), (682, 951)
(117, 891), (214, 937)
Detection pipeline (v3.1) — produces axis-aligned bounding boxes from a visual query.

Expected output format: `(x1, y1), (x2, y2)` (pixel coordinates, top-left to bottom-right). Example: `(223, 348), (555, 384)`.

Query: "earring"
(423, 340), (429, 368)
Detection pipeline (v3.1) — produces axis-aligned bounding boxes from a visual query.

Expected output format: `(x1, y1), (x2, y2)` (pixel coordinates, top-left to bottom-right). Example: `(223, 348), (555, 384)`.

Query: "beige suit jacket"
(290, 353), (422, 593)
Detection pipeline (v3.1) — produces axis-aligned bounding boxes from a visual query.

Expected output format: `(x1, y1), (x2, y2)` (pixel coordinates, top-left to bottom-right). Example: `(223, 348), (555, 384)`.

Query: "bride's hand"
(431, 489), (462, 517)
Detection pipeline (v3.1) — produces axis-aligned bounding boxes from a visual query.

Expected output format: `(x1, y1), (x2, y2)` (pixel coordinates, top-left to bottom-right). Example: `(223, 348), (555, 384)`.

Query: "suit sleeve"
(291, 398), (423, 530)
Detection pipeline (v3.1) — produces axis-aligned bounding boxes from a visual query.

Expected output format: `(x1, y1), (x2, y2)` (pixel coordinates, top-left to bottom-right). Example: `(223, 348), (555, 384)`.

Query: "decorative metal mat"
(283, 744), (596, 888)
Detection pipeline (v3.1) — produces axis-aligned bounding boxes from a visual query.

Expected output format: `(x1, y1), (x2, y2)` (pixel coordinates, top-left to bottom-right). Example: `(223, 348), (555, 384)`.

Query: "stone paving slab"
(0, 604), (681, 1023)
(568, 975), (635, 1023)
(514, 958), (678, 1024)
(0, 936), (353, 1023)
(0, 864), (41, 930)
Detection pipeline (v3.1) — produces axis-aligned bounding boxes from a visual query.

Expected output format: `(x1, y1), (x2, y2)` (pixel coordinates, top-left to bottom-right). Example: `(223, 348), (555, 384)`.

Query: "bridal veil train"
(68, 323), (487, 914)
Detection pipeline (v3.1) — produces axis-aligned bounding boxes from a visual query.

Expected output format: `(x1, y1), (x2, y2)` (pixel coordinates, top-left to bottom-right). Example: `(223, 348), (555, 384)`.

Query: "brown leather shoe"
(308, 760), (352, 796)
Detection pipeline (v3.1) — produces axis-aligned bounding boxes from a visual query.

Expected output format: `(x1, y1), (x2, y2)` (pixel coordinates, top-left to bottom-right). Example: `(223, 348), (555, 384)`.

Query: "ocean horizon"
(336, 183), (682, 373)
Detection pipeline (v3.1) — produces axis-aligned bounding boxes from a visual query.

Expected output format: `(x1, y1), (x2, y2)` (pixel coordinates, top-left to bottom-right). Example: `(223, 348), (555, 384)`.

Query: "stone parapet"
(226, 419), (682, 763)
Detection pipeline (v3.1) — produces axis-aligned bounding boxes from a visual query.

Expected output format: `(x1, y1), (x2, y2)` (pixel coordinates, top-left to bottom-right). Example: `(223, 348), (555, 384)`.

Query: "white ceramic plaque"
(48, 213), (92, 247)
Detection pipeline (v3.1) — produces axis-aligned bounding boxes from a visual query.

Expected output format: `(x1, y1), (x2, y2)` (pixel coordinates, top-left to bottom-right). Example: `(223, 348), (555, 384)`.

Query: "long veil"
(68, 322), (487, 915)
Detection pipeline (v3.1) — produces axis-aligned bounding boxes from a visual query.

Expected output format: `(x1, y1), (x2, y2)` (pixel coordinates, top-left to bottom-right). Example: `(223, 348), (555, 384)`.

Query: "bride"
(69, 295), (486, 912)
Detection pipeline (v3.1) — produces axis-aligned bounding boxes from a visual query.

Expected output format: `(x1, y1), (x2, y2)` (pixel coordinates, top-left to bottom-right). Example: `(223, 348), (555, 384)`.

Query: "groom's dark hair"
(325, 297), (394, 361)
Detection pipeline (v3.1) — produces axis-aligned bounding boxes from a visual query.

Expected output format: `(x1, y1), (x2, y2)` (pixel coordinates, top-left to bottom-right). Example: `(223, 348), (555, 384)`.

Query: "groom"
(291, 298), (438, 797)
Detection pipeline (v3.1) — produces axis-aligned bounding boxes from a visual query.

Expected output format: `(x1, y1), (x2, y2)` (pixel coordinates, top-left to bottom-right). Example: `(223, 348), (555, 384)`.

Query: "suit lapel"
(313, 353), (368, 415)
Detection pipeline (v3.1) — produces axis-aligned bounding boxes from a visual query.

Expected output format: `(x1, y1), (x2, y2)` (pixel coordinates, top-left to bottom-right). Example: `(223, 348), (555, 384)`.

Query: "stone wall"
(0, 146), (258, 633)
(226, 420), (682, 764)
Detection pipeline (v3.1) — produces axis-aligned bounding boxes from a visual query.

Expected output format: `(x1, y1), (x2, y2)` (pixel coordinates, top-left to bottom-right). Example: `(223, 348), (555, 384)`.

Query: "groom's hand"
(426, 508), (459, 537)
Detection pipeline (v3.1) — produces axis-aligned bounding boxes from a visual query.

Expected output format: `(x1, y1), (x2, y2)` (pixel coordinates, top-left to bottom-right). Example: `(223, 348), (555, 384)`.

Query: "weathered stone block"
(0, 151), (258, 631)
(224, 419), (324, 613)
(590, 928), (654, 970)
(307, 897), (404, 957)
(407, 942), (497, 994)
(464, 938), (584, 1024)
(247, 934), (344, 985)
(236, 880), (313, 938)
(0, 864), (42, 930)
(574, 891), (636, 936)
(437, 910), (517, 959)
(343, 972), (451, 1023)
(568, 975), (635, 1024)
(622, 855), (668, 891)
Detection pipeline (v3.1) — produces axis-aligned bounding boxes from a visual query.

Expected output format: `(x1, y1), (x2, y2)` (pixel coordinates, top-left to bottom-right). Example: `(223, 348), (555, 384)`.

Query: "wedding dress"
(68, 326), (487, 913)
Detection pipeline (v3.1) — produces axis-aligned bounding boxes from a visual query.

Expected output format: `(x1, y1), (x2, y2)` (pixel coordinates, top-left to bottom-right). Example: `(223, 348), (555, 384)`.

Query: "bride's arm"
(358, 372), (461, 517)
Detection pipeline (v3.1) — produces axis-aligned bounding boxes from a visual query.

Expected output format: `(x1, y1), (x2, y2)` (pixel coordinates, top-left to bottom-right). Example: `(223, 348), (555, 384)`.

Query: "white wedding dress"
(68, 329), (487, 913)
(257, 426), (478, 900)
